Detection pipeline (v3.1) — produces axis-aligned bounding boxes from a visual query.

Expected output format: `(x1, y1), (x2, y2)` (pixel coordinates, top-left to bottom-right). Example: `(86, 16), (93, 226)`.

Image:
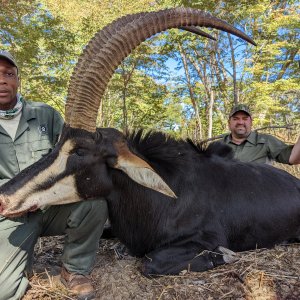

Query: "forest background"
(1, 0), (299, 141)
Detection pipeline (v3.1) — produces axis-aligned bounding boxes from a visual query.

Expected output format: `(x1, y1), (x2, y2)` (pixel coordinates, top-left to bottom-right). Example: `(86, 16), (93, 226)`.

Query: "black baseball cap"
(0, 50), (18, 70)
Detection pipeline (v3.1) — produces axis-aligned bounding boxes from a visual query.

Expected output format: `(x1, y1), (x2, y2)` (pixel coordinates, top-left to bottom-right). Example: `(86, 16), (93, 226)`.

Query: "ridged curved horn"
(65, 20), (215, 123)
(65, 12), (148, 122)
(65, 22), (214, 122)
(66, 7), (256, 132)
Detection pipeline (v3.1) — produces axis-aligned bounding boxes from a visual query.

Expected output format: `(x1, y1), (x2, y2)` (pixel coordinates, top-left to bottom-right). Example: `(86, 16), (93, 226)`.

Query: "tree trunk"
(207, 89), (215, 138)
(178, 44), (203, 140)
(227, 33), (239, 105)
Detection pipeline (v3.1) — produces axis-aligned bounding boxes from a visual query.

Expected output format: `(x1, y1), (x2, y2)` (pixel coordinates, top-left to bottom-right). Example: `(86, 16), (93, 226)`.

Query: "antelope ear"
(113, 143), (176, 198)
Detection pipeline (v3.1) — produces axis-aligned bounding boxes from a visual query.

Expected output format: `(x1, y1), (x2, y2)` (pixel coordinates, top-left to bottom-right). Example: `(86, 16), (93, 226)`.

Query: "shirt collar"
(20, 97), (36, 121)
(245, 131), (257, 145)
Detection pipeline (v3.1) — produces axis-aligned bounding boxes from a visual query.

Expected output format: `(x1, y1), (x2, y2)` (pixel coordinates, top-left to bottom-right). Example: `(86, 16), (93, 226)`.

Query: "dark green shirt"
(222, 131), (293, 164)
(0, 99), (64, 186)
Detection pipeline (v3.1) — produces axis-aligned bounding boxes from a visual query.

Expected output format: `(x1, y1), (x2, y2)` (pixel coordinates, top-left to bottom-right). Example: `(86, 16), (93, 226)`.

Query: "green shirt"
(0, 99), (64, 186)
(222, 131), (293, 164)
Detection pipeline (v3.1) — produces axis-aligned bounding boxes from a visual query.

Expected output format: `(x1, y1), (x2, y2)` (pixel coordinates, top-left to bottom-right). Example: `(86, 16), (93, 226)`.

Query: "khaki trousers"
(0, 199), (108, 300)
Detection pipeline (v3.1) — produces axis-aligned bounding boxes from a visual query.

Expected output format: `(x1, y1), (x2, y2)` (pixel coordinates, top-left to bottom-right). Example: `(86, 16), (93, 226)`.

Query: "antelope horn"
(66, 22), (214, 122)
(66, 21), (215, 122)
(65, 12), (148, 122)
(66, 8), (256, 132)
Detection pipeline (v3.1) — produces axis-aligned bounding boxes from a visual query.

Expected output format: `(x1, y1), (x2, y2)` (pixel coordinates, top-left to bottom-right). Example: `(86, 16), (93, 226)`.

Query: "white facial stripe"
(12, 140), (75, 201)
(5, 175), (81, 214)
(25, 175), (81, 207)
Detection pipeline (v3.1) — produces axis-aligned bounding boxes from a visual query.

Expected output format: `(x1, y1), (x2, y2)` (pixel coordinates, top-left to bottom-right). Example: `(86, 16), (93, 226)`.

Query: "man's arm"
(289, 136), (300, 164)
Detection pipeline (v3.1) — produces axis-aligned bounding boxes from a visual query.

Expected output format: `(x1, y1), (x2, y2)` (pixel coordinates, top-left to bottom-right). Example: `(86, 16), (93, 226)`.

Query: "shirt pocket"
(30, 139), (53, 162)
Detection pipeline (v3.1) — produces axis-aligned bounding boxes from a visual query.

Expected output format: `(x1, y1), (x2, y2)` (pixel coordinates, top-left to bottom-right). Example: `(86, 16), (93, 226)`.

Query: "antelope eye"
(75, 148), (85, 156)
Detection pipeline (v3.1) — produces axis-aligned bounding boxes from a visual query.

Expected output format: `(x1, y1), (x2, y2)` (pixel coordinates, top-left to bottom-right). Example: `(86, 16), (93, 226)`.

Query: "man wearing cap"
(0, 51), (108, 300)
(221, 103), (300, 164)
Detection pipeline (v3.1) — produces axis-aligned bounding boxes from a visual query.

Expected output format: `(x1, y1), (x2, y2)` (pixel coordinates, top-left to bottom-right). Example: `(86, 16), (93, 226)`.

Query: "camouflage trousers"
(0, 199), (108, 300)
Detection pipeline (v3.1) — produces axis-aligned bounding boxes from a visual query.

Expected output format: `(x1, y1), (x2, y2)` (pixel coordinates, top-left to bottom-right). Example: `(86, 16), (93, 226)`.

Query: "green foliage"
(100, 43), (182, 134)
(0, 0), (77, 115)
(168, 0), (299, 138)
(1, 0), (298, 140)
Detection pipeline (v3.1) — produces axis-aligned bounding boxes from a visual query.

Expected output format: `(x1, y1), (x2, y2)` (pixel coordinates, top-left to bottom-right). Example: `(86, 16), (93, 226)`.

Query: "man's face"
(228, 111), (252, 138)
(0, 58), (19, 110)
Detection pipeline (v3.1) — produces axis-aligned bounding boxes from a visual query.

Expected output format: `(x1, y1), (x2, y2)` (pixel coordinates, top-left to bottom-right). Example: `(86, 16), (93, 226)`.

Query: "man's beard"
(234, 127), (249, 138)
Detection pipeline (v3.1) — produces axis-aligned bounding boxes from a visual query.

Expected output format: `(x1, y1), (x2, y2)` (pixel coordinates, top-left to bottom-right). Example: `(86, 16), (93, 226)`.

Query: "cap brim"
(0, 55), (18, 68)
(230, 110), (251, 117)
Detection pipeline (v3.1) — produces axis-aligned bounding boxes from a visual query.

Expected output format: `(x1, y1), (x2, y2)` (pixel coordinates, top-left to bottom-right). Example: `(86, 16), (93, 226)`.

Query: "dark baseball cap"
(0, 50), (18, 70)
(229, 104), (251, 118)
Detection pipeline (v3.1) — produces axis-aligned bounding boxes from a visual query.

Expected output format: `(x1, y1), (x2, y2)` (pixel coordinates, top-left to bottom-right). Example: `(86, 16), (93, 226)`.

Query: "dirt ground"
(23, 236), (300, 300)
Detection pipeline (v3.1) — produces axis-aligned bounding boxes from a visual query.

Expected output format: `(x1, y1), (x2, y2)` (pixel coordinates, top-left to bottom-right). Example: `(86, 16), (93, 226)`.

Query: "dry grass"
(23, 237), (300, 300)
